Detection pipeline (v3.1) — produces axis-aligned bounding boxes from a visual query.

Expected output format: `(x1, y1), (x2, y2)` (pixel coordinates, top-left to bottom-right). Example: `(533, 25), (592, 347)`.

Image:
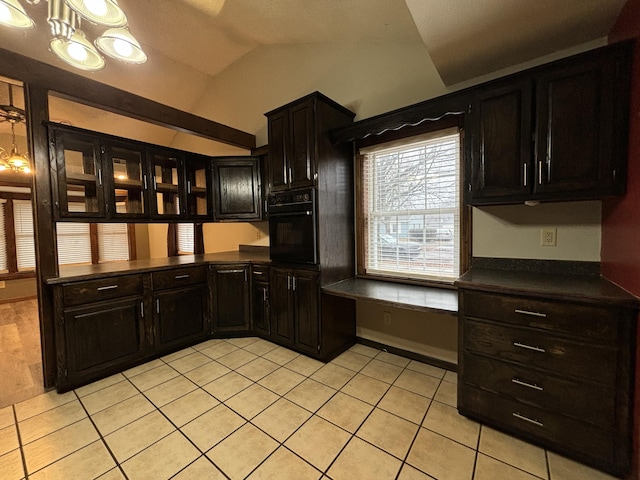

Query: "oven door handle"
(268, 211), (313, 217)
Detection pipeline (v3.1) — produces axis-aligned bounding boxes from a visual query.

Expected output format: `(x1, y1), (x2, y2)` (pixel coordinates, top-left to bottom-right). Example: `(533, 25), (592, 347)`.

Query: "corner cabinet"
(457, 270), (638, 477)
(210, 264), (251, 332)
(466, 42), (632, 205)
(212, 157), (262, 221)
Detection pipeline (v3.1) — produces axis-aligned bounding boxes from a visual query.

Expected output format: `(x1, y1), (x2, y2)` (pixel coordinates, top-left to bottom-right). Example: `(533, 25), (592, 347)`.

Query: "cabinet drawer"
(462, 291), (619, 343)
(464, 319), (617, 387)
(252, 264), (269, 279)
(459, 383), (624, 473)
(63, 275), (143, 306)
(152, 266), (207, 290)
(462, 353), (615, 428)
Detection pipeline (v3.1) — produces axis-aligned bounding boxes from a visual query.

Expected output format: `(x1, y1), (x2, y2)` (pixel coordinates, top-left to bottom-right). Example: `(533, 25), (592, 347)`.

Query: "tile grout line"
(12, 404), (29, 480)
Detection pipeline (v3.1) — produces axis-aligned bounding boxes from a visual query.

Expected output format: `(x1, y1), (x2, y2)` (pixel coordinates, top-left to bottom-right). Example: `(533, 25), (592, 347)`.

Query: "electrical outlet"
(0, 281), (5, 289)
(383, 311), (391, 325)
(256, 229), (261, 239)
(540, 227), (557, 246)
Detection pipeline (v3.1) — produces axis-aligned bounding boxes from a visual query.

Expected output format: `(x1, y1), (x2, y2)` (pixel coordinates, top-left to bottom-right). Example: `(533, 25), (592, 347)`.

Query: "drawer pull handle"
(97, 285), (118, 291)
(253, 271), (264, 275)
(175, 274), (190, 280)
(218, 269), (244, 274)
(513, 412), (544, 427)
(515, 309), (547, 318)
(513, 342), (546, 353)
(512, 378), (543, 391)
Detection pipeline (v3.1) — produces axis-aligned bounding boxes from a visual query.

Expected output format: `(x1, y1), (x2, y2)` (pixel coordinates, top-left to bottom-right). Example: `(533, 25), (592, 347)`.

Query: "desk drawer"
(152, 266), (207, 291)
(462, 353), (615, 428)
(251, 264), (269, 279)
(462, 291), (618, 343)
(63, 275), (143, 306)
(459, 383), (621, 472)
(463, 319), (617, 387)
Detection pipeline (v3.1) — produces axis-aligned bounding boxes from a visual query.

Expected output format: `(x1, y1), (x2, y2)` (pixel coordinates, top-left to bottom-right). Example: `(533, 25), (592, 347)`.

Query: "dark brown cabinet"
(210, 264), (250, 332)
(270, 267), (320, 354)
(53, 274), (149, 391)
(152, 266), (209, 352)
(212, 157), (262, 221)
(267, 100), (315, 191)
(250, 264), (270, 336)
(105, 139), (150, 219)
(457, 273), (638, 477)
(466, 43), (631, 205)
(185, 155), (212, 219)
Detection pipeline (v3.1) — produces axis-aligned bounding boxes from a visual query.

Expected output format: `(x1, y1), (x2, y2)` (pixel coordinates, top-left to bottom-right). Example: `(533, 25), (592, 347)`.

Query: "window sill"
(322, 277), (458, 316)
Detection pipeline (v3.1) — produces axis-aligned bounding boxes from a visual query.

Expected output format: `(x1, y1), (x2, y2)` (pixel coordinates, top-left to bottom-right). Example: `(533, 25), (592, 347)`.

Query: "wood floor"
(0, 298), (45, 408)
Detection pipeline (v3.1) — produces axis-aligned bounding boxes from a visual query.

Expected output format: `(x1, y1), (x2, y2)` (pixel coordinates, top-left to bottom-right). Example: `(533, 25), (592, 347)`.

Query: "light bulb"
(85, 0), (107, 16)
(67, 42), (88, 61)
(0, 4), (10, 22)
(11, 158), (24, 167)
(113, 38), (132, 57)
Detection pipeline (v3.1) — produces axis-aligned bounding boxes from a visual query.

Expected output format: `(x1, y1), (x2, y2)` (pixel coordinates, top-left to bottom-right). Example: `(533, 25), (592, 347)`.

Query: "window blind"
(97, 223), (129, 263)
(13, 200), (36, 271)
(361, 127), (461, 282)
(177, 223), (194, 254)
(0, 200), (6, 273)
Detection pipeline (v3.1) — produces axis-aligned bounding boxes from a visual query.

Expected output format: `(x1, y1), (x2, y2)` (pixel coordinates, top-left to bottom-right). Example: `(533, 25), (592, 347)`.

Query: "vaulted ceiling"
(0, 0), (628, 146)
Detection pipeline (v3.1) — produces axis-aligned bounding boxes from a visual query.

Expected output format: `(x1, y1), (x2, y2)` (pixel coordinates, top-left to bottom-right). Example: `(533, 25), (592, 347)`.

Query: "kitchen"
(0, 1), (639, 479)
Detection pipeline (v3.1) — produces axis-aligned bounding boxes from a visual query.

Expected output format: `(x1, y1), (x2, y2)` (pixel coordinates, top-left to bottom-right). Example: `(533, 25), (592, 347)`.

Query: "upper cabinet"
(149, 148), (183, 219)
(105, 139), (149, 219)
(212, 157), (262, 221)
(466, 42), (632, 205)
(266, 93), (355, 192)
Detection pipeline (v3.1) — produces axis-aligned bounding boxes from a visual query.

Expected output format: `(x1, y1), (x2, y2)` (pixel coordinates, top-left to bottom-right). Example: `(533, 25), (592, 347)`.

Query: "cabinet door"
(534, 55), (618, 196)
(63, 296), (147, 385)
(270, 268), (295, 345)
(289, 101), (315, 188)
(105, 140), (149, 219)
(293, 270), (319, 354)
(185, 155), (211, 219)
(51, 128), (105, 218)
(251, 280), (270, 336)
(212, 158), (262, 221)
(211, 265), (250, 332)
(153, 284), (208, 351)
(149, 148), (184, 218)
(468, 81), (533, 203)
(268, 110), (289, 191)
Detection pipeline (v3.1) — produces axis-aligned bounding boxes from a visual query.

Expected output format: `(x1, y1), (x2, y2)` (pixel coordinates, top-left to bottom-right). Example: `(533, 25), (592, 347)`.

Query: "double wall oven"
(268, 188), (317, 265)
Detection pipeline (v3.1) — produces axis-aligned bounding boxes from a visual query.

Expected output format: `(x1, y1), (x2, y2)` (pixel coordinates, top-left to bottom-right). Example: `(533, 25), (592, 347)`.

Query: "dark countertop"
(457, 267), (640, 308)
(322, 278), (458, 316)
(46, 249), (271, 285)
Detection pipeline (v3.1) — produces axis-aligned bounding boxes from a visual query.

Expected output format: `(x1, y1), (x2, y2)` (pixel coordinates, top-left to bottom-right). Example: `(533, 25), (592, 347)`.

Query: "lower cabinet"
(457, 287), (637, 477)
(251, 264), (270, 336)
(53, 274), (149, 391)
(270, 267), (320, 355)
(210, 264), (250, 332)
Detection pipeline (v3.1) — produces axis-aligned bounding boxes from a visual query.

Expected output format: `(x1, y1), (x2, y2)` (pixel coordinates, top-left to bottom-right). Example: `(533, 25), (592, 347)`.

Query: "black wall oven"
(268, 188), (317, 264)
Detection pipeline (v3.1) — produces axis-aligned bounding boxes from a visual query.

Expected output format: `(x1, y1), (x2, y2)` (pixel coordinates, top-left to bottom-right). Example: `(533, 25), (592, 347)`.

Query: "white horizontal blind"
(13, 200), (36, 271)
(56, 203), (91, 266)
(177, 223), (194, 254)
(0, 200), (6, 273)
(98, 223), (130, 263)
(361, 127), (461, 282)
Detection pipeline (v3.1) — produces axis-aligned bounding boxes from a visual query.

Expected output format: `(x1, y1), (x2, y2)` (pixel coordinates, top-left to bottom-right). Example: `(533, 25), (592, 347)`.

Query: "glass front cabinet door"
(184, 155), (211, 219)
(104, 140), (149, 219)
(50, 127), (106, 218)
(150, 148), (184, 218)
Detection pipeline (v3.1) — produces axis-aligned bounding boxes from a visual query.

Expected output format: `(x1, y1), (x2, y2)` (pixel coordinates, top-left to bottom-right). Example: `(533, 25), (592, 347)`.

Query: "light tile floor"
(0, 338), (619, 480)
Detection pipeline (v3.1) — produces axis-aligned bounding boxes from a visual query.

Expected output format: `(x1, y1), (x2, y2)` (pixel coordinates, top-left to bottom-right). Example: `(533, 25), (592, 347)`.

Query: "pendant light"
(95, 27), (146, 63)
(64, 0), (126, 27)
(50, 28), (105, 71)
(0, 0), (34, 28)
(0, 83), (31, 174)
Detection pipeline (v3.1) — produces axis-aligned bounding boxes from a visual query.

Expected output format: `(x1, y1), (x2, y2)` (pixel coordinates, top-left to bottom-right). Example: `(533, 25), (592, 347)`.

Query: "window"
(0, 196), (135, 274)
(359, 127), (461, 283)
(176, 223), (195, 254)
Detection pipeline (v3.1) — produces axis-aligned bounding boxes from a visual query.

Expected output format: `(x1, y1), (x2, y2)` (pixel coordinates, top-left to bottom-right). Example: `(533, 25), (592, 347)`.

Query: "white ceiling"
(0, 0), (628, 141)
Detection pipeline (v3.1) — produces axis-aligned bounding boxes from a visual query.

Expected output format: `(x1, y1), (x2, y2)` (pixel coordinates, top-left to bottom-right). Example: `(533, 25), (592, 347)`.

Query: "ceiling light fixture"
(0, 0), (146, 71)
(0, 83), (30, 174)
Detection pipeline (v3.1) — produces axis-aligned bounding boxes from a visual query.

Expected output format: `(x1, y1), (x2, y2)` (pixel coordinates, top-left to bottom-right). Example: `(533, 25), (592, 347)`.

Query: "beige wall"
(203, 221), (269, 253)
(0, 277), (37, 302)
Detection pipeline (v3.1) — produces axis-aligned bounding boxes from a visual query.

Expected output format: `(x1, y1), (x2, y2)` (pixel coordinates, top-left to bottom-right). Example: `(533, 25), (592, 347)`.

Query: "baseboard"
(356, 336), (457, 372)
(0, 295), (37, 305)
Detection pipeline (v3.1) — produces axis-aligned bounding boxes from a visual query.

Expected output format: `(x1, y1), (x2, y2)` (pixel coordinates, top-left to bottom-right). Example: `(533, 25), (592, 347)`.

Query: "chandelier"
(0, 83), (30, 174)
(0, 0), (147, 71)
